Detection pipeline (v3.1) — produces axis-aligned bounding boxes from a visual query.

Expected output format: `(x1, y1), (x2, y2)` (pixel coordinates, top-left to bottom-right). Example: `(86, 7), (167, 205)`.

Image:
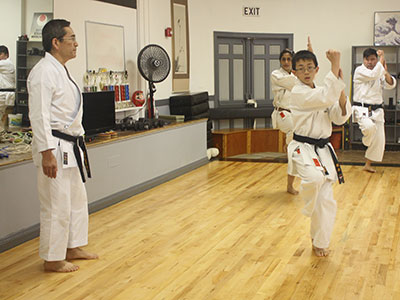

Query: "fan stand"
(147, 81), (156, 119)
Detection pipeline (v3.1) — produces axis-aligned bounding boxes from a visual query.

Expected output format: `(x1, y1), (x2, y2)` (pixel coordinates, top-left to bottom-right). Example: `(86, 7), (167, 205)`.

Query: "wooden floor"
(1, 161), (400, 299)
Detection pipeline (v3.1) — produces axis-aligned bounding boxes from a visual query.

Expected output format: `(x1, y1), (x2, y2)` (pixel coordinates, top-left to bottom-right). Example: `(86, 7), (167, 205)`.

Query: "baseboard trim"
(0, 157), (209, 253)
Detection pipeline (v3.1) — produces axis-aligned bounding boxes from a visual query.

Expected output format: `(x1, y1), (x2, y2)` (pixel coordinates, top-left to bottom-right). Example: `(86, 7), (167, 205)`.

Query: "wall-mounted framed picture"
(171, 0), (190, 79)
(374, 11), (400, 46)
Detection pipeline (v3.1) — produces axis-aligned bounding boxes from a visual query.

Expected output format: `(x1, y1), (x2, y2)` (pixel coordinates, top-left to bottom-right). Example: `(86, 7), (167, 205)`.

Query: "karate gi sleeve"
(383, 75), (397, 90)
(291, 71), (345, 111)
(271, 70), (296, 91)
(28, 66), (58, 153)
(0, 60), (7, 73)
(353, 62), (385, 83)
(328, 96), (352, 125)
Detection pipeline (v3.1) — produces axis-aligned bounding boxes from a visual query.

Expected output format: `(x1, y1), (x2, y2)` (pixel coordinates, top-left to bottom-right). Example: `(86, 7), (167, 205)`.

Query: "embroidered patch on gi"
(279, 112), (285, 118)
(63, 152), (68, 165)
(296, 148), (301, 154)
(313, 158), (321, 167)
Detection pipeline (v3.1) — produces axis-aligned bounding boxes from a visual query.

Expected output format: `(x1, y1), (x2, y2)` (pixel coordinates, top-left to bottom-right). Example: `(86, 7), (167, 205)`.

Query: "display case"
(350, 45), (400, 149)
(15, 40), (44, 126)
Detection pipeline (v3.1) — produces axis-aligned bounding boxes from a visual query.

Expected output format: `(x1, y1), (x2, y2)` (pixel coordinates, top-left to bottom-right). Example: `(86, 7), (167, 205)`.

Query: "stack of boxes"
(169, 92), (213, 147)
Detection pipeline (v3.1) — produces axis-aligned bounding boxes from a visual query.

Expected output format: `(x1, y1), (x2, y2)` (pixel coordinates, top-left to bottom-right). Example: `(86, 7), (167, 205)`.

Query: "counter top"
(0, 119), (206, 169)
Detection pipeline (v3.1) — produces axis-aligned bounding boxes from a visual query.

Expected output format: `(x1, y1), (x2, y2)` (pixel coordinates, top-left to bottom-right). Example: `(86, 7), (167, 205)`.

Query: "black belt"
(353, 102), (384, 111)
(0, 88), (15, 92)
(52, 130), (91, 182)
(276, 107), (291, 113)
(293, 133), (344, 184)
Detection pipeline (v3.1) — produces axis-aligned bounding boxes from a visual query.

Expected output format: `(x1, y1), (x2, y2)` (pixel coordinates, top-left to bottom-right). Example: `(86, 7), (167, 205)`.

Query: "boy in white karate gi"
(28, 19), (98, 272)
(288, 49), (351, 257)
(352, 48), (396, 173)
(271, 38), (314, 195)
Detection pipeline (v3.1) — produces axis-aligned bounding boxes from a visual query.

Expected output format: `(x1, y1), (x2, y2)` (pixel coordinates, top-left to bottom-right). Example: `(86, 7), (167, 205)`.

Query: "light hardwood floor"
(1, 161), (400, 299)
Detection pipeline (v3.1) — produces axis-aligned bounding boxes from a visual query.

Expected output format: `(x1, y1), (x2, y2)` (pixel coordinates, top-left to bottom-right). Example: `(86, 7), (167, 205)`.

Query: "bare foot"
(44, 260), (79, 272)
(66, 247), (99, 260)
(287, 185), (299, 195)
(312, 245), (330, 257)
(363, 166), (376, 173)
(287, 175), (298, 195)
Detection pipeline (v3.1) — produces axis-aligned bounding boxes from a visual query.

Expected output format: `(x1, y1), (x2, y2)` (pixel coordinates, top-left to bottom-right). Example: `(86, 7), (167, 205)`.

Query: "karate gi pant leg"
(275, 111), (294, 145)
(364, 120), (385, 162)
(276, 111), (295, 176)
(295, 164), (337, 249)
(358, 117), (376, 148)
(37, 166), (88, 261)
(0, 98), (6, 131)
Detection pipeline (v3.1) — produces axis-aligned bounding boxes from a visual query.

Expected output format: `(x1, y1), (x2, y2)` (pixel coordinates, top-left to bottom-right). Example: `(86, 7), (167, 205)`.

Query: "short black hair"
(42, 19), (71, 52)
(292, 50), (318, 70)
(0, 45), (9, 56)
(363, 48), (377, 58)
(279, 48), (294, 60)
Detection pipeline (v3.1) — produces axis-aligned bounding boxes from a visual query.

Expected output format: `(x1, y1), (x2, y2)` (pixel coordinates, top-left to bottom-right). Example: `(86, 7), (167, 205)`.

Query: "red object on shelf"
(132, 90), (145, 107)
(165, 27), (172, 37)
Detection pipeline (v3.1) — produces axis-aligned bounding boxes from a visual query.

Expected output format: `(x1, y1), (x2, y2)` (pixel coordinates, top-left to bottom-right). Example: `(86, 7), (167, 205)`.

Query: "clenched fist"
(326, 49), (341, 78)
(326, 49), (341, 64)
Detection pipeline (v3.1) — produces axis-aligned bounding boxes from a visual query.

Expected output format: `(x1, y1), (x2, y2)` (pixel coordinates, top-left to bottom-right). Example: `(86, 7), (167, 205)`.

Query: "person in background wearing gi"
(271, 48), (298, 194)
(352, 48), (397, 173)
(28, 19), (98, 272)
(0, 45), (15, 131)
(288, 49), (351, 257)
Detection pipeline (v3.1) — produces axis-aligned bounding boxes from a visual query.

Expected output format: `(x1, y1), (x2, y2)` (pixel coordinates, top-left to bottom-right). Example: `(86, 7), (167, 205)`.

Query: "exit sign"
(243, 6), (260, 17)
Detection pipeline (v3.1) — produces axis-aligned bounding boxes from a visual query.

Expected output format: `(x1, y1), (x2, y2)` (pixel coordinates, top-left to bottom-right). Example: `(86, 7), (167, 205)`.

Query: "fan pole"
(148, 81), (155, 119)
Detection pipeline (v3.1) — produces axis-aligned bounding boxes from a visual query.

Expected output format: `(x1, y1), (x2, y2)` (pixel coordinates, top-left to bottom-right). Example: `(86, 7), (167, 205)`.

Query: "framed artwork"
(171, 0), (190, 79)
(374, 11), (400, 46)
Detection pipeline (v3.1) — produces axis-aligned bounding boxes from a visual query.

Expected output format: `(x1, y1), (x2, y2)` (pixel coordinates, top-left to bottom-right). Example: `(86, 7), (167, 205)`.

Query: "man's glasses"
(59, 36), (77, 42)
(295, 66), (316, 73)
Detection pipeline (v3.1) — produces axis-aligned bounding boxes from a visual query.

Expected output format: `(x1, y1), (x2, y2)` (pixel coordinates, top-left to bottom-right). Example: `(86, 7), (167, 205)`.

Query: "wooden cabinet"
(212, 129), (285, 158)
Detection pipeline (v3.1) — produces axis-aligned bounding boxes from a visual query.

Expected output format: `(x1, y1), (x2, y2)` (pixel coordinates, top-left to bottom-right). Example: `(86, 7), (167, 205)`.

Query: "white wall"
(49, 0), (400, 100)
(186, 0), (400, 96)
(53, 0), (138, 91)
(1, 0), (22, 66)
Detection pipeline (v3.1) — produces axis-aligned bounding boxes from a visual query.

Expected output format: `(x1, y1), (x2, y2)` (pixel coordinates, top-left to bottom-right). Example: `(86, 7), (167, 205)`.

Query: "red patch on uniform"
(313, 158), (321, 167)
(280, 112), (285, 118)
(296, 148), (300, 154)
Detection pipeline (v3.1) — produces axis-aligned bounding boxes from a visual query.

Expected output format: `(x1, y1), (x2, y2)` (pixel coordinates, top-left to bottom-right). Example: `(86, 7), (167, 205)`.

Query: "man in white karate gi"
(288, 49), (351, 257)
(28, 19), (98, 272)
(352, 48), (397, 173)
(0, 45), (15, 131)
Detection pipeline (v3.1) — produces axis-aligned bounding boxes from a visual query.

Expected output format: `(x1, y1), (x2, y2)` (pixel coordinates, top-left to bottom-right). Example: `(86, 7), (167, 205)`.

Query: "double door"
(214, 32), (293, 107)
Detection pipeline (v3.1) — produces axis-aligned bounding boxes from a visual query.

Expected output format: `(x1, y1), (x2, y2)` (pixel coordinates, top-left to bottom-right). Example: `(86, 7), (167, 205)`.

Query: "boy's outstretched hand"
(307, 36), (314, 53)
(326, 49), (341, 78)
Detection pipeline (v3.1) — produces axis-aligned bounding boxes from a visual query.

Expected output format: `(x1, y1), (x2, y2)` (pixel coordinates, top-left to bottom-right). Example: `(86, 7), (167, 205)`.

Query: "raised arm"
(326, 49), (340, 78)
(307, 36), (314, 53)
(378, 50), (395, 86)
(271, 70), (296, 91)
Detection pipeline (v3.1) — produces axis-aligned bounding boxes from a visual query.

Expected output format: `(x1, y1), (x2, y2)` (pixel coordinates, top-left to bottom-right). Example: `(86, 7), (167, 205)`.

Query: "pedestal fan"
(137, 44), (171, 118)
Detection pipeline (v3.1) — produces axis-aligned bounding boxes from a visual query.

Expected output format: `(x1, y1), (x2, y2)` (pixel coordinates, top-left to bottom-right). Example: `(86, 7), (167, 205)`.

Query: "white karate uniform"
(0, 58), (15, 130)
(270, 68), (296, 144)
(288, 71), (351, 249)
(28, 53), (88, 261)
(353, 62), (397, 162)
